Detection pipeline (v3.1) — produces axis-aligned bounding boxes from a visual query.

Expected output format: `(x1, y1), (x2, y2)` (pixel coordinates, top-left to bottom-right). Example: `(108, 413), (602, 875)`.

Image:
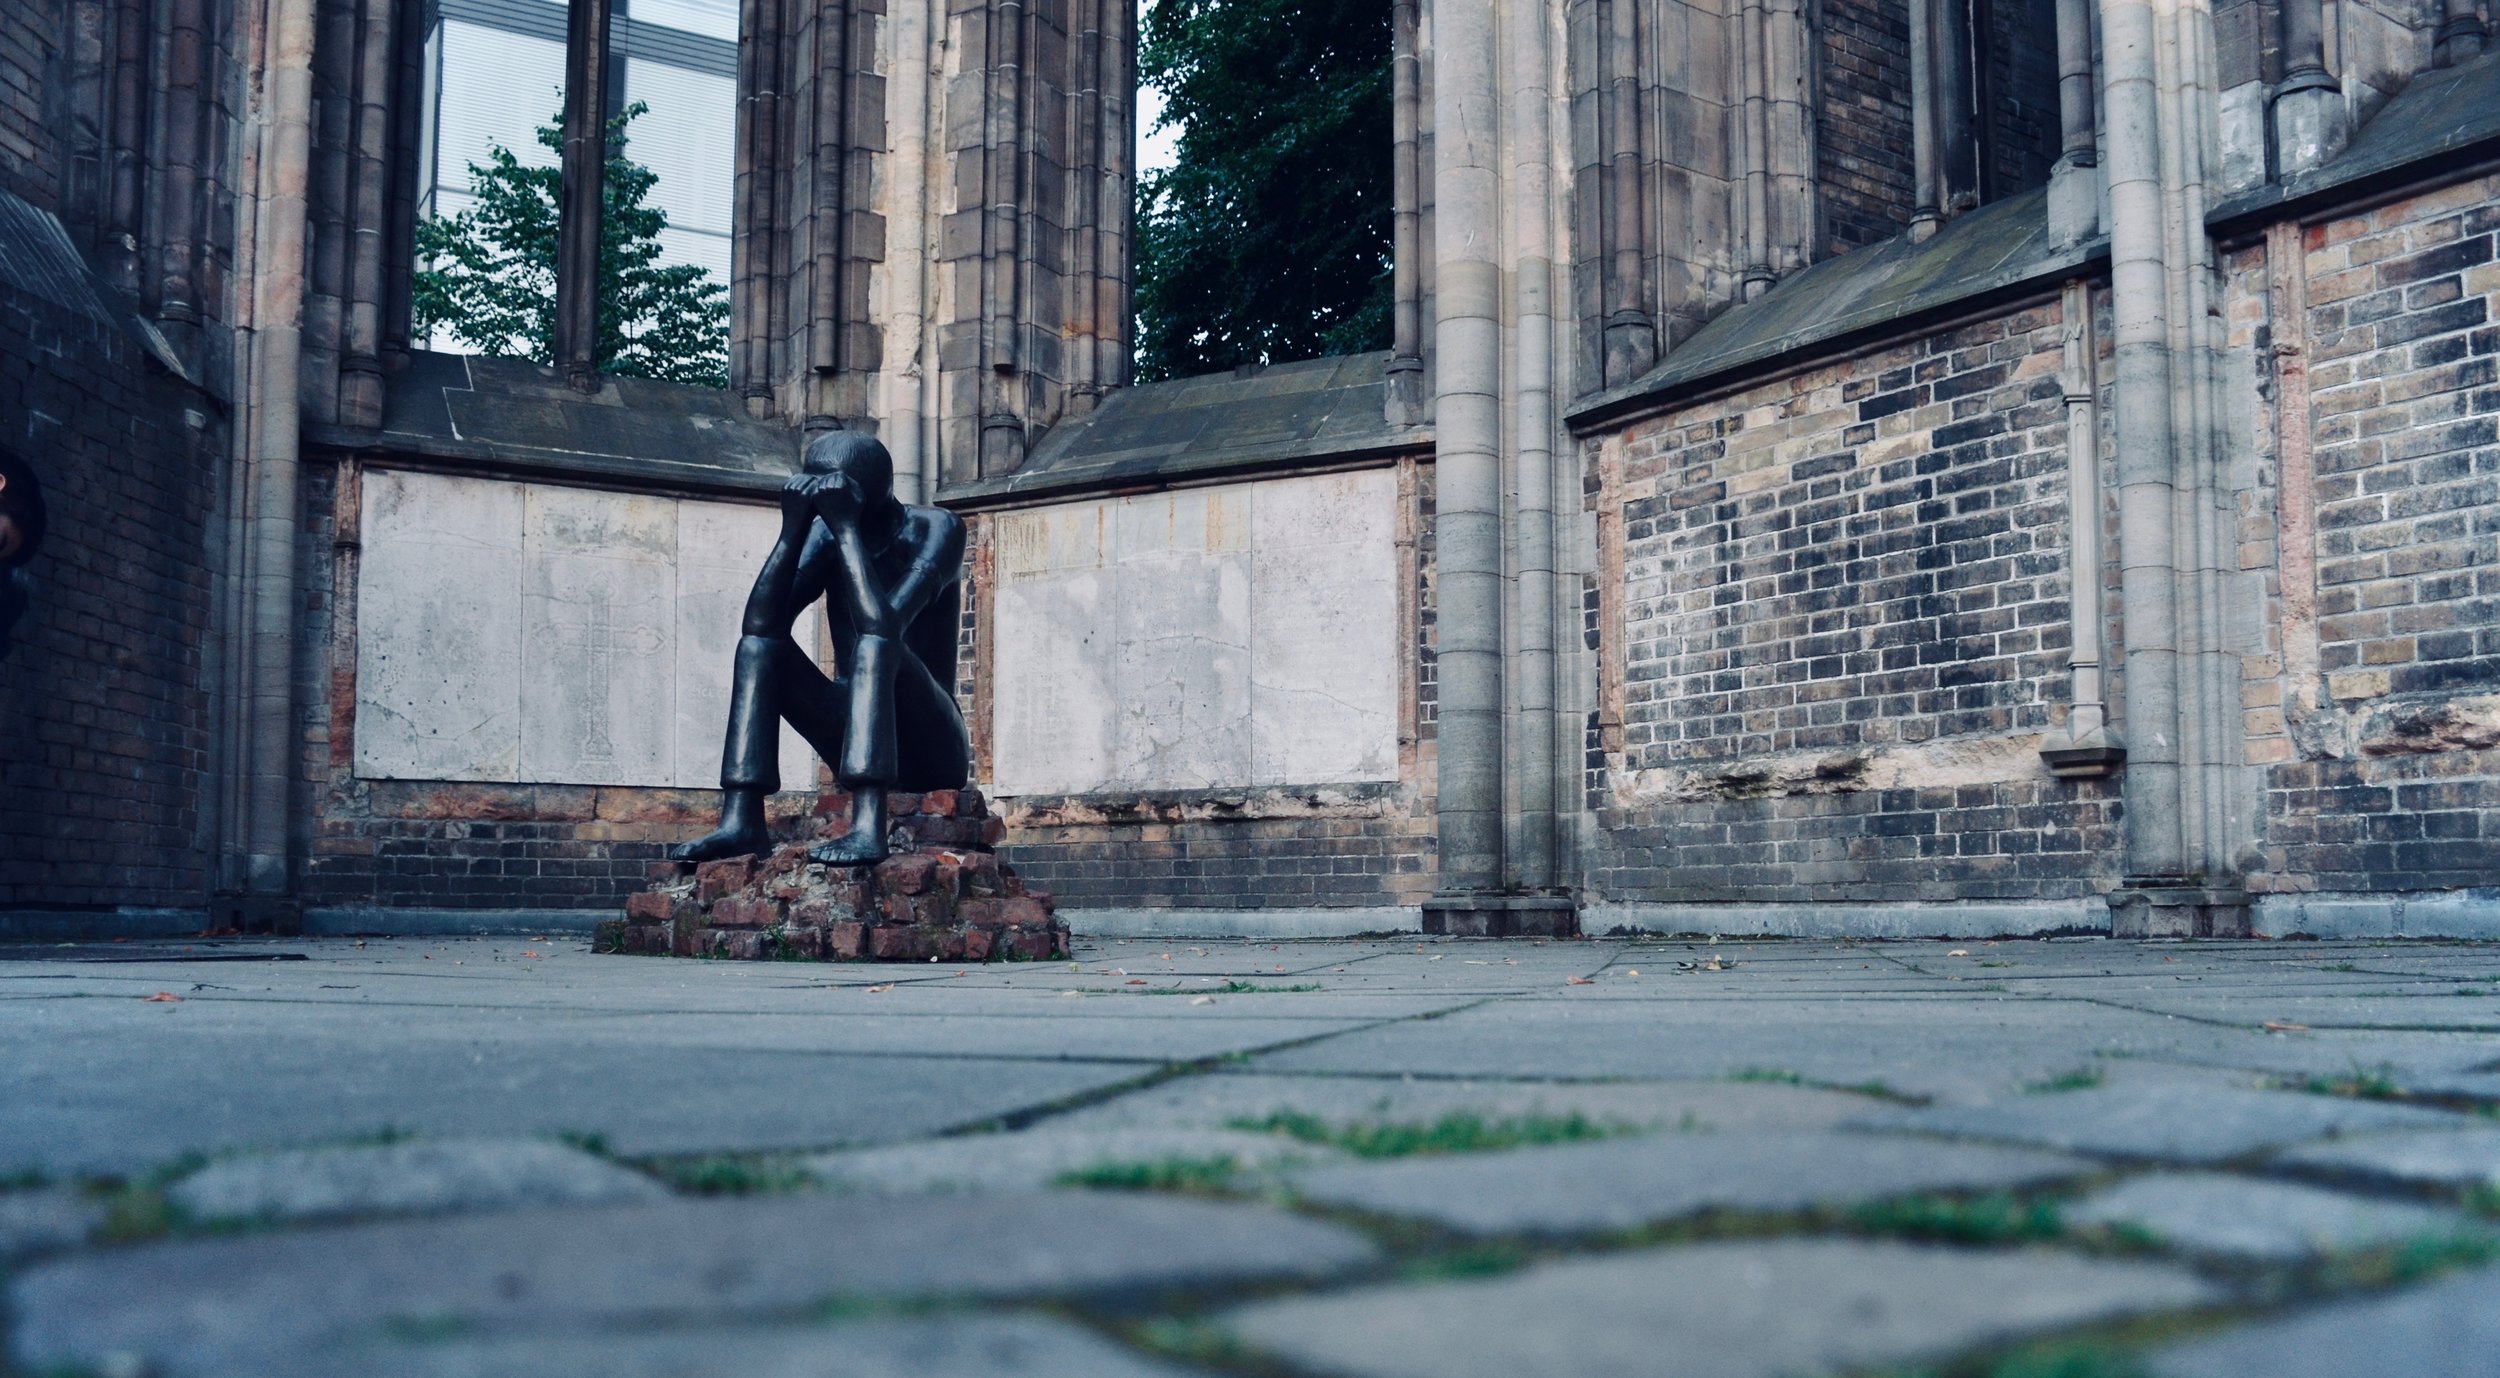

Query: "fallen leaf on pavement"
(1567, 976), (1595, 985)
(1189, 995), (1215, 1005)
(2263, 1020), (2309, 1033)
(143, 992), (182, 1002)
(1125, 978), (1148, 985)
(864, 983), (895, 994)
(1947, 949), (1969, 957)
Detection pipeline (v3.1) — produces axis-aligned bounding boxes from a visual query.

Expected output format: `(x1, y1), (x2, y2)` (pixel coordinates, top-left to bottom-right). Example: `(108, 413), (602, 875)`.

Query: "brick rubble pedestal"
(596, 788), (1070, 962)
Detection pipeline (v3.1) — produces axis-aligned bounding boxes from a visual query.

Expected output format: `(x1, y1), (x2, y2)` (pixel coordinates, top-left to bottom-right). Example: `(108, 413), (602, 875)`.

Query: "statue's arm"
(881, 510), (966, 629)
(741, 477), (826, 637)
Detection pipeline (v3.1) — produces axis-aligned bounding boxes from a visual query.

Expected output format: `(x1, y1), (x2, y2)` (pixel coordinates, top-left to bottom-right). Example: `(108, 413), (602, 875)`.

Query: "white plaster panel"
(672, 504), (820, 790)
(992, 503), (1116, 796)
(1250, 470), (1400, 784)
(989, 471), (1400, 796)
(355, 470), (526, 781)
(358, 472), (826, 789)
(520, 486), (680, 785)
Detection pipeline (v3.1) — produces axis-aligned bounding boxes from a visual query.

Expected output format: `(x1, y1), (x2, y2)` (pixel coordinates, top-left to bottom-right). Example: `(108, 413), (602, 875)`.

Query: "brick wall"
(0, 229), (221, 913)
(0, 0), (61, 208)
(1586, 299), (2124, 905)
(1979, 0), (2060, 200)
(1817, 0), (1915, 254)
(2260, 174), (2500, 894)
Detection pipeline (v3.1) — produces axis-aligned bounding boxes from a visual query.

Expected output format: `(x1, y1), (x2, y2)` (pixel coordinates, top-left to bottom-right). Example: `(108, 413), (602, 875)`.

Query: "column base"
(2047, 156), (2099, 247)
(2272, 81), (2348, 178)
(2109, 884), (2252, 939)
(212, 892), (304, 936)
(1422, 893), (1580, 938)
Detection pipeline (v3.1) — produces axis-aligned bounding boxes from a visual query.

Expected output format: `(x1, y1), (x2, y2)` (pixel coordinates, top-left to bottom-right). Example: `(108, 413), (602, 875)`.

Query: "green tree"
(413, 101), (728, 387)
(1133, 0), (1392, 383)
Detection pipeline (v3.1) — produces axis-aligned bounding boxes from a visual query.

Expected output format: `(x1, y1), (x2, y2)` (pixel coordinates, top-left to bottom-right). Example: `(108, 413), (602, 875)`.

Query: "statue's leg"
(810, 634), (902, 866)
(892, 646), (971, 791)
(670, 634), (804, 861)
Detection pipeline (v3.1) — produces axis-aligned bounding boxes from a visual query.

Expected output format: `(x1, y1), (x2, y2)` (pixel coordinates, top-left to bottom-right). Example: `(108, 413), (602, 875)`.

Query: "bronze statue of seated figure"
(672, 431), (969, 867)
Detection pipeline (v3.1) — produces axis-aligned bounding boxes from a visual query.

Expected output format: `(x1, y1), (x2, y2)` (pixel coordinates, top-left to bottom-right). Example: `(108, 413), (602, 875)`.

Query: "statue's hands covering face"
(779, 474), (827, 535)
(809, 471), (866, 523)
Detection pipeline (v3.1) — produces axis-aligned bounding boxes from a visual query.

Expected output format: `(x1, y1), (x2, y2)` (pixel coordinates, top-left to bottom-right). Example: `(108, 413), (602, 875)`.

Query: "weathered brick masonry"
(0, 231), (222, 913)
(1815, 0), (1915, 254)
(1587, 299), (2124, 906)
(2252, 174), (2500, 897)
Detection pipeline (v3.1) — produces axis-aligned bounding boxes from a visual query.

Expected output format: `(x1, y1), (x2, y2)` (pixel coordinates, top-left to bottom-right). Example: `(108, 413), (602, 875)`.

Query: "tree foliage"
(1133, 0), (1393, 383)
(413, 102), (729, 387)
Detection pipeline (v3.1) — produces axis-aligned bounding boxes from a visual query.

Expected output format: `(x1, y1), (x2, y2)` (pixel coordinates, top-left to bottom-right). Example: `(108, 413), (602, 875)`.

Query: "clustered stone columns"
(1424, 0), (1580, 937)
(2094, 0), (2254, 935)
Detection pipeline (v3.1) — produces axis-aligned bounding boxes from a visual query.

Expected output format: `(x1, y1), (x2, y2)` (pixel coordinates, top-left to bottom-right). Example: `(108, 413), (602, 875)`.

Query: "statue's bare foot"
(808, 824), (888, 868)
(670, 823), (772, 862)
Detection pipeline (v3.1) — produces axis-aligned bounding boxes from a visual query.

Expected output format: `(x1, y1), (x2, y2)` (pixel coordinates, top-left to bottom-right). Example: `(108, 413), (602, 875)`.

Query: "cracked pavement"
(10, 933), (2500, 1375)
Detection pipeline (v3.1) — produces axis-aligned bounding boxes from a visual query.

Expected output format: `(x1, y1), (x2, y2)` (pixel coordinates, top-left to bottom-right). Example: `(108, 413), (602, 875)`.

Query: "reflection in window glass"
(414, 0), (738, 372)
(631, 0), (738, 40)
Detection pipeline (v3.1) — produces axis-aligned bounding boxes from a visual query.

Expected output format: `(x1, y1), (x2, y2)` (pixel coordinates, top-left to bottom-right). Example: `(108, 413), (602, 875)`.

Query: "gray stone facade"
(2, 0), (2496, 937)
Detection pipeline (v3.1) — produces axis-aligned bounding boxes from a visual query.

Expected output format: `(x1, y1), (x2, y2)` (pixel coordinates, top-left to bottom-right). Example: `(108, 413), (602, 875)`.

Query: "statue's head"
(801, 430), (895, 508)
(0, 446), (46, 660)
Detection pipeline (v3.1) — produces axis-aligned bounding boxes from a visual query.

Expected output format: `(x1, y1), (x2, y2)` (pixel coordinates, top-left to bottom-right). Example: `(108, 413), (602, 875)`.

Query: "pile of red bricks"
(596, 788), (1069, 962)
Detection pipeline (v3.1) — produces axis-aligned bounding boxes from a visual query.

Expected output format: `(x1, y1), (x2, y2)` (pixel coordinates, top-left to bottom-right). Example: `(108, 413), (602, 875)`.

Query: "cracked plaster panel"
(358, 471), (814, 788)
(673, 503), (818, 790)
(356, 470), (526, 782)
(1251, 470), (1399, 784)
(521, 486), (679, 785)
(989, 473), (1399, 796)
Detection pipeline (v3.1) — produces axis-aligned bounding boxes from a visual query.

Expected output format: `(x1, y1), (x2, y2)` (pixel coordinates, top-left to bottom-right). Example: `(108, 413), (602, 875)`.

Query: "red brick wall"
(2259, 175), (2500, 894)
(1587, 299), (2123, 905)
(0, 0), (62, 209)
(0, 235), (222, 912)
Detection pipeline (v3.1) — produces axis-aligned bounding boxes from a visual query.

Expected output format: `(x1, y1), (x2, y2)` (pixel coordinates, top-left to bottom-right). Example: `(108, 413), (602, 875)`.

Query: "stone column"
(2040, 279), (2124, 777)
(1426, 0), (1510, 923)
(230, 0), (319, 922)
(2271, 0), (2344, 176)
(2436, 0), (2487, 65)
(2097, 0), (2251, 936)
(1423, 0), (1576, 936)
(1388, 0), (1426, 420)
(553, 0), (613, 392)
(2046, 0), (2100, 244)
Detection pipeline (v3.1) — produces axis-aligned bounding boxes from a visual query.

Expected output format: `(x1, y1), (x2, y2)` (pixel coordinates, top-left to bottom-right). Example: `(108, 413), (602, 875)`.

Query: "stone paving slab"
(1251, 996), (2287, 1103)
(1283, 1130), (2098, 1236)
(167, 1137), (669, 1224)
(0, 1001), (1152, 1175)
(1224, 1238), (2218, 1378)
(2149, 1261), (2500, 1378)
(2274, 1125), (2500, 1191)
(806, 1127), (1343, 1193)
(1044, 1071), (1878, 1136)
(339, 1313), (1212, 1378)
(1851, 1084), (2466, 1163)
(2062, 1173), (2482, 1261)
(0, 1188), (104, 1262)
(9, 1192), (1376, 1378)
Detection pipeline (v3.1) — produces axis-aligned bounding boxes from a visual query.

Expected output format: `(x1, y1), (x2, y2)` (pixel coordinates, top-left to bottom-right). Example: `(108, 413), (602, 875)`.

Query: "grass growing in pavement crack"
(1728, 1067), (1806, 1085)
(2024, 1067), (2107, 1094)
(1228, 1110), (1633, 1159)
(1845, 1191), (2064, 1245)
(648, 1153), (814, 1196)
(2299, 1066), (2403, 1101)
(1056, 1155), (1245, 1193)
(1130, 982), (1323, 995)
